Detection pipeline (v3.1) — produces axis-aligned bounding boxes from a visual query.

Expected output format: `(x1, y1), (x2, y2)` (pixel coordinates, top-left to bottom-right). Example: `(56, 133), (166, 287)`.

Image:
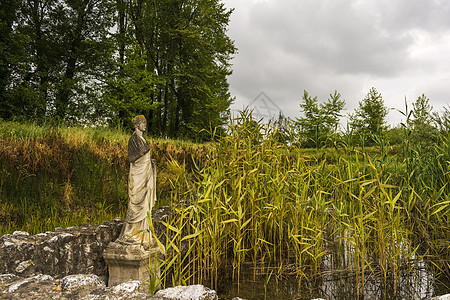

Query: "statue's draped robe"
(116, 132), (156, 246)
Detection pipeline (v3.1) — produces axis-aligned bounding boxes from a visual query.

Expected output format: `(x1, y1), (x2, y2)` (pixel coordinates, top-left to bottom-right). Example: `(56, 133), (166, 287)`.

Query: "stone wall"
(0, 206), (171, 279)
(0, 219), (123, 279)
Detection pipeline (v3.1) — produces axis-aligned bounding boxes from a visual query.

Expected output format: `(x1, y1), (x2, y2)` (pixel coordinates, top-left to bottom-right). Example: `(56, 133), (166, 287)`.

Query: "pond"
(216, 261), (449, 299)
(211, 236), (450, 300)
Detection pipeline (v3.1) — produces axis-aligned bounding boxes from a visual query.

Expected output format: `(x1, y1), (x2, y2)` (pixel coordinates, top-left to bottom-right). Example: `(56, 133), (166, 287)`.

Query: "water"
(216, 264), (450, 299)
(205, 229), (450, 299)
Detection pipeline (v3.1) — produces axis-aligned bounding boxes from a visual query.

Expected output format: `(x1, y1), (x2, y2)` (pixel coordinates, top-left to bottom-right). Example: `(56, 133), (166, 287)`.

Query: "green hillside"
(0, 121), (208, 235)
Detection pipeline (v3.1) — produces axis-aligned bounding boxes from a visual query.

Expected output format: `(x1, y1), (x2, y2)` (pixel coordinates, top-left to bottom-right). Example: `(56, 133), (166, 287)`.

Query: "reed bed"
(156, 111), (450, 297)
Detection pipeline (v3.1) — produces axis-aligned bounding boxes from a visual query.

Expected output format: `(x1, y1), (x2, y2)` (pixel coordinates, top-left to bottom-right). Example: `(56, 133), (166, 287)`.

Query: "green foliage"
(408, 94), (438, 150)
(386, 125), (404, 148)
(1, 0), (235, 141)
(0, 0), (36, 120)
(294, 90), (345, 148)
(104, 0), (236, 141)
(433, 106), (450, 135)
(0, 0), (116, 124)
(272, 112), (294, 144)
(104, 43), (160, 128)
(349, 87), (389, 145)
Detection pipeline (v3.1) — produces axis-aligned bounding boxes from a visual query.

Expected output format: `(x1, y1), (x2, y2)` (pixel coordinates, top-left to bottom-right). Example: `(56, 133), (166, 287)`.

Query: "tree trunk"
(55, 1), (87, 119)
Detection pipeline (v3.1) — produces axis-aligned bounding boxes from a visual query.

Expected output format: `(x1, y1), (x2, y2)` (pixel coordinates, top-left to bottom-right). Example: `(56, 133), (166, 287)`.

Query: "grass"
(0, 120), (209, 235)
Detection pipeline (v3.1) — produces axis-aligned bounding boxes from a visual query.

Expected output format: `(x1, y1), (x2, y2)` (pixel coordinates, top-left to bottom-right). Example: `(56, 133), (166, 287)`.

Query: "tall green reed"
(156, 110), (449, 295)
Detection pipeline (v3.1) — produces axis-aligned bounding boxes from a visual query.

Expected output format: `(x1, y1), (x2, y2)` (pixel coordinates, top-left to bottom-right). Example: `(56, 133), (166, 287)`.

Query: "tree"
(105, 0), (236, 140)
(411, 94), (433, 127)
(51, 0), (116, 122)
(0, 0), (50, 120)
(0, 0), (116, 124)
(294, 90), (345, 148)
(408, 94), (438, 149)
(1, 0), (236, 139)
(349, 87), (388, 145)
(103, 43), (159, 128)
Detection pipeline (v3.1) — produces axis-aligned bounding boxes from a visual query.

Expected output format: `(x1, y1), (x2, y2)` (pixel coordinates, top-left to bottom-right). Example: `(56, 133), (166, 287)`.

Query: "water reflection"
(213, 228), (450, 299)
(216, 260), (449, 300)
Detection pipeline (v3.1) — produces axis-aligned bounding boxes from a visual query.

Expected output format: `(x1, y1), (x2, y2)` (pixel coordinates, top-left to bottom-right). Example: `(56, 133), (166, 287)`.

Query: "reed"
(156, 110), (450, 296)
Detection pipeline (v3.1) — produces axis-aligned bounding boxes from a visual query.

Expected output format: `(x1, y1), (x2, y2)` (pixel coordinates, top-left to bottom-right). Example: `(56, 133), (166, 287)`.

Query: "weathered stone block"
(103, 241), (164, 288)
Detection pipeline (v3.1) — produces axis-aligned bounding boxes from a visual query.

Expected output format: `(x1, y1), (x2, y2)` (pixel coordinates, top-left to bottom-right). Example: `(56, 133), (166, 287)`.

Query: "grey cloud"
(247, 0), (419, 77)
(378, 0), (450, 33)
(223, 0), (450, 123)
(418, 77), (450, 110)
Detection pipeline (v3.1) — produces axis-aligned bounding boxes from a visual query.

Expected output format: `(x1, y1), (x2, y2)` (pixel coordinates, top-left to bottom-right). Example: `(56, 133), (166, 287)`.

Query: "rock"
(1, 274), (54, 294)
(15, 259), (34, 273)
(82, 279), (160, 300)
(111, 280), (143, 293)
(0, 274), (209, 299)
(155, 284), (218, 300)
(60, 274), (106, 291)
(12, 231), (29, 236)
(0, 274), (17, 283)
(432, 294), (450, 300)
(0, 222), (121, 278)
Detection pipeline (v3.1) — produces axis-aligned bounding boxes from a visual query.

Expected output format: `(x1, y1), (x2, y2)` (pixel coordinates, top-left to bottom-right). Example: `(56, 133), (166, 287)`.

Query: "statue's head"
(132, 115), (146, 129)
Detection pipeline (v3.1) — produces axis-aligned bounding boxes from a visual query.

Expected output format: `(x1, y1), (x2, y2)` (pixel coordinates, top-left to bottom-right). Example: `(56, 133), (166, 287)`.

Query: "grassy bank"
(0, 120), (208, 235)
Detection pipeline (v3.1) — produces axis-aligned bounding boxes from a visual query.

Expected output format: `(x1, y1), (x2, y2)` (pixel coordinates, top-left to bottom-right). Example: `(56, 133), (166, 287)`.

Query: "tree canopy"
(349, 87), (388, 145)
(0, 0), (236, 141)
(294, 90), (345, 148)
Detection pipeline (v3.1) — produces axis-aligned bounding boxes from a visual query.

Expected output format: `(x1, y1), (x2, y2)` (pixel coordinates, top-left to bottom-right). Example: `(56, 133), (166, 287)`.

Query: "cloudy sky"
(221, 0), (450, 126)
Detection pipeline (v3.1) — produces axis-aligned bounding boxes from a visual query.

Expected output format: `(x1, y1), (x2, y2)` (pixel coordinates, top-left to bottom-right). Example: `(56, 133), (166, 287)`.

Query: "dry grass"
(0, 120), (209, 235)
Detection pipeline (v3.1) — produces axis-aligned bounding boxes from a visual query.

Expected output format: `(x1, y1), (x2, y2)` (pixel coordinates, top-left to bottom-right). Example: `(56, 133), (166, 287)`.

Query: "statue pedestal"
(103, 241), (164, 288)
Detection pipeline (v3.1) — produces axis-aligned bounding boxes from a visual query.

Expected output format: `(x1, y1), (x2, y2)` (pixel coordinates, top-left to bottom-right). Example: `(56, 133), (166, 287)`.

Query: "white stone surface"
(59, 233), (74, 239)
(0, 274), (17, 283)
(155, 284), (218, 300)
(432, 294), (450, 300)
(61, 274), (106, 291)
(12, 231), (29, 236)
(112, 280), (142, 293)
(48, 236), (59, 244)
(3, 241), (15, 248)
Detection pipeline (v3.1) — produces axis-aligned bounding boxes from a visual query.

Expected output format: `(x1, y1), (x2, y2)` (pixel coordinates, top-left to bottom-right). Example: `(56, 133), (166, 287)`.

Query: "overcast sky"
(222, 0), (450, 126)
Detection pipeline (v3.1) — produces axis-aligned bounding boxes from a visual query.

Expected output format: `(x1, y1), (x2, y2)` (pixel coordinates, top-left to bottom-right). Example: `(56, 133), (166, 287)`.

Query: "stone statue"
(103, 115), (163, 286)
(116, 115), (156, 247)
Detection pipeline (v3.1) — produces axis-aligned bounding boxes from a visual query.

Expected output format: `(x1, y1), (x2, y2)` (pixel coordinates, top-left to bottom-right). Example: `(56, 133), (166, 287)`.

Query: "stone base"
(103, 241), (164, 288)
